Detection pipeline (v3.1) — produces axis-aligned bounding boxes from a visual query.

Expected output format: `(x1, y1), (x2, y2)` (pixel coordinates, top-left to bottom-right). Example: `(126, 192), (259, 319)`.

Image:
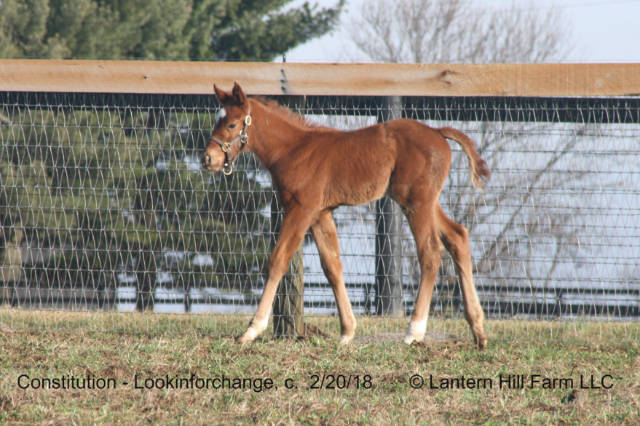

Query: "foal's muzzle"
(201, 151), (222, 172)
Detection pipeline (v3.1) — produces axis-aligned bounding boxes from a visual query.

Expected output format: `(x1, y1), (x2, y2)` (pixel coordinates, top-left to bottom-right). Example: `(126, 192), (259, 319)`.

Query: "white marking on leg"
(337, 312), (356, 345)
(239, 315), (269, 343)
(339, 334), (354, 345)
(403, 319), (427, 345)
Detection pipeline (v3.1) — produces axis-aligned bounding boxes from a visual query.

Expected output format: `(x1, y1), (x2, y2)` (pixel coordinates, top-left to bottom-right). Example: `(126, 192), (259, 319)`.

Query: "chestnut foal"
(202, 83), (489, 348)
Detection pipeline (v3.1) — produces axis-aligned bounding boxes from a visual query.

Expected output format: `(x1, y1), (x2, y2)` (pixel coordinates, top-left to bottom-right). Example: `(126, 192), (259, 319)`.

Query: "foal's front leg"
(238, 208), (312, 343)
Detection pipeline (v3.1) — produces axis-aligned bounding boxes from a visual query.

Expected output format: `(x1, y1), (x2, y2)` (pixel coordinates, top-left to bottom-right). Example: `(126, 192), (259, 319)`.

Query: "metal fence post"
(375, 96), (404, 317)
(271, 196), (305, 337)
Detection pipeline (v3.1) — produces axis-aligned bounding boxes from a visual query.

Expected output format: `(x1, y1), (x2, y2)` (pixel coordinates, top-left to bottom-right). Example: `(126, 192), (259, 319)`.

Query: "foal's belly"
(325, 170), (391, 207)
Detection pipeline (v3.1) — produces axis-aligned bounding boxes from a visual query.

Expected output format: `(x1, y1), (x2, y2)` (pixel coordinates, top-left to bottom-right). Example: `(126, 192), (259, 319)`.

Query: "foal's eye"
(228, 123), (237, 129)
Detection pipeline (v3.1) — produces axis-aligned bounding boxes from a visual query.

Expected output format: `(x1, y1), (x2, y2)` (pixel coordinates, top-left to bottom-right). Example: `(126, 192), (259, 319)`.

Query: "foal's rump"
(385, 119), (490, 191)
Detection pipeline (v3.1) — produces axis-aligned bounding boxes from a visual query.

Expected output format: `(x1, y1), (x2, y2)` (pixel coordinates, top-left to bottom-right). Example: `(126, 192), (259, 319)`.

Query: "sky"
(285, 0), (640, 63)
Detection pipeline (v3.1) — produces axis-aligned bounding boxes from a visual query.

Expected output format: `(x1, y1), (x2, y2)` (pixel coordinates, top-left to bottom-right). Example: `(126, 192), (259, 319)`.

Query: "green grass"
(1, 309), (639, 424)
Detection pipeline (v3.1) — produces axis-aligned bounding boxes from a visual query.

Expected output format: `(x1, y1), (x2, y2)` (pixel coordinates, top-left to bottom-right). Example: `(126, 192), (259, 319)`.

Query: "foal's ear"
(213, 84), (231, 104)
(232, 82), (247, 105)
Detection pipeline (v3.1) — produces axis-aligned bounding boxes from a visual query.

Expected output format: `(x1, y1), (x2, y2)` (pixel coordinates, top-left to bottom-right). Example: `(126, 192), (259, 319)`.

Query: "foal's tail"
(438, 127), (491, 190)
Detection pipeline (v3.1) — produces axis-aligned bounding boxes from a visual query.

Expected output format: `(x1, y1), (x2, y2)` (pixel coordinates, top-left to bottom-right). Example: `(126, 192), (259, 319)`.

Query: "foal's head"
(201, 82), (252, 174)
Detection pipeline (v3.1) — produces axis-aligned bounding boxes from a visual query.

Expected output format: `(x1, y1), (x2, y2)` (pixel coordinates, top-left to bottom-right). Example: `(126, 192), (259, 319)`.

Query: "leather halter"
(210, 112), (252, 175)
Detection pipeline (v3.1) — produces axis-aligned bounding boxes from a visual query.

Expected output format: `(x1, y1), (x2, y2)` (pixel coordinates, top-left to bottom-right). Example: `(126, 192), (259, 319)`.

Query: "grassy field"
(1, 309), (639, 425)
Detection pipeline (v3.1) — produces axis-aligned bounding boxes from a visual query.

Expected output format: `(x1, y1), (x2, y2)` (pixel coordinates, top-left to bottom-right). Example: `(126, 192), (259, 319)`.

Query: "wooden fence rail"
(2, 60), (640, 97)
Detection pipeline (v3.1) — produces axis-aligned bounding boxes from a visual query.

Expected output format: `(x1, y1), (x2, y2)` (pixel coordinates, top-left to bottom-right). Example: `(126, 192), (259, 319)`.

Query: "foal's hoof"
(404, 319), (427, 345)
(475, 335), (488, 350)
(236, 334), (253, 345)
(403, 334), (425, 345)
(339, 334), (354, 345)
(236, 318), (268, 344)
(237, 328), (259, 344)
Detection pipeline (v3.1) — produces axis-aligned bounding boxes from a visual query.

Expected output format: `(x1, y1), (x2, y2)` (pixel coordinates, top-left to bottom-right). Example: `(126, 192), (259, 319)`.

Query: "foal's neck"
(247, 99), (308, 169)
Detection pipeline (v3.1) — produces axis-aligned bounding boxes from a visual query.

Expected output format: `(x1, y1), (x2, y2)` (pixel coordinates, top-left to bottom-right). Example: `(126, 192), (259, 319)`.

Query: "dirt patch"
(302, 323), (329, 338)
(294, 324), (457, 345)
(355, 330), (456, 345)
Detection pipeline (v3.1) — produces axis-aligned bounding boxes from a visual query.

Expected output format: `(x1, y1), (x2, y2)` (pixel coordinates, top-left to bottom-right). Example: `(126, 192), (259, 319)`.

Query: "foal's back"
(308, 119), (452, 209)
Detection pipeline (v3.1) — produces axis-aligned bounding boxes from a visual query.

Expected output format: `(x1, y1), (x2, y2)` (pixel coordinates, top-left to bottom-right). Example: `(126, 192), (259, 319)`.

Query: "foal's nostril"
(202, 155), (211, 167)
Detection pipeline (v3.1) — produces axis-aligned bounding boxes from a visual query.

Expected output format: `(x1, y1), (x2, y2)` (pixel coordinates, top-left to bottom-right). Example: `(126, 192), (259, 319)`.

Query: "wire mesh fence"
(1, 90), (639, 336)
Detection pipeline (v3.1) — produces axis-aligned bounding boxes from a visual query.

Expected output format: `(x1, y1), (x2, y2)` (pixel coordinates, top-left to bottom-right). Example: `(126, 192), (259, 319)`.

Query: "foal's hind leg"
(403, 203), (444, 345)
(311, 210), (357, 344)
(436, 206), (487, 349)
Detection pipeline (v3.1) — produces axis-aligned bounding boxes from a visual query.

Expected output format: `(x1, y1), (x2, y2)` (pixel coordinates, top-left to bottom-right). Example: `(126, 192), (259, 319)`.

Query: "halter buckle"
(221, 142), (231, 153)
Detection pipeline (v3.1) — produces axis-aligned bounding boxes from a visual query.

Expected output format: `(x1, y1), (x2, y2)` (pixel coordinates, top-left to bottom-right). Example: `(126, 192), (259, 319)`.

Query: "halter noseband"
(210, 112), (252, 175)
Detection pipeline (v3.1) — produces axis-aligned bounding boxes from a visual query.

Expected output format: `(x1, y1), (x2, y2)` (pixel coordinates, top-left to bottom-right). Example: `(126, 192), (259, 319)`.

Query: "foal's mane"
(252, 97), (322, 129)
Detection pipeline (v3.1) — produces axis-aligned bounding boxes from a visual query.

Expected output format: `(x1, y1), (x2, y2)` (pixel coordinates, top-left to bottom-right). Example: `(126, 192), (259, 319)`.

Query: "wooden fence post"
(0, 224), (23, 306)
(375, 96), (404, 317)
(271, 196), (305, 338)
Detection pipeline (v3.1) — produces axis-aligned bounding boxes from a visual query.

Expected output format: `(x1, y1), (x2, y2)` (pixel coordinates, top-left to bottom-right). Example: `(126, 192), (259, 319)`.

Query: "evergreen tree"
(0, 0), (344, 60)
(1, 0), (343, 310)
(0, 106), (271, 310)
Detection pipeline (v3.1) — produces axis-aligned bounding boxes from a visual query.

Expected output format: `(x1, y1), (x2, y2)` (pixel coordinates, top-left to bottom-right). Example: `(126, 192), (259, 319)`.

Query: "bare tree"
(348, 0), (571, 63)
(343, 0), (591, 316)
